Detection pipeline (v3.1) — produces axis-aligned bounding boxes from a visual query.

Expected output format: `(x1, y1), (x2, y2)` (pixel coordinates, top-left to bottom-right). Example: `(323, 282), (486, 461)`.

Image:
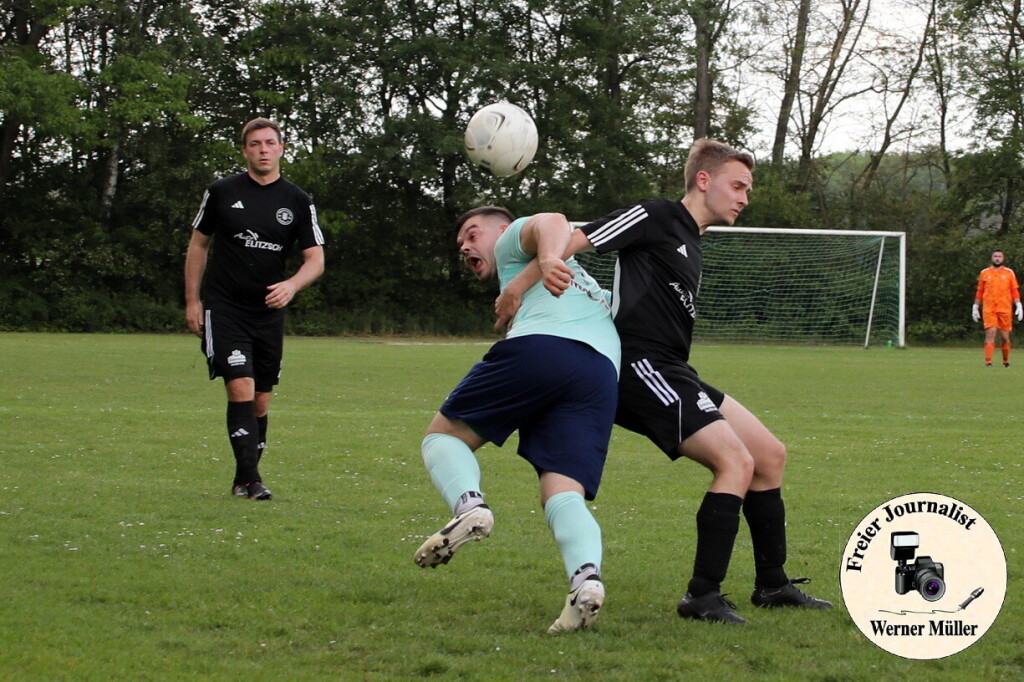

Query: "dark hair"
(684, 138), (755, 192)
(241, 118), (283, 145)
(455, 205), (516, 233)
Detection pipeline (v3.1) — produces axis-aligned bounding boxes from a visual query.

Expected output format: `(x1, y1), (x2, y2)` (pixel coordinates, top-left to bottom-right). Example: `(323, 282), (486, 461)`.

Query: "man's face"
(457, 214), (507, 282)
(992, 251), (1005, 267)
(699, 159), (753, 226)
(242, 127), (284, 177)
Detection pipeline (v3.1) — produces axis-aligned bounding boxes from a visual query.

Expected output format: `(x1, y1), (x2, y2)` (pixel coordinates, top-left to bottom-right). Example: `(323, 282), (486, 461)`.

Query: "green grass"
(0, 333), (1020, 680)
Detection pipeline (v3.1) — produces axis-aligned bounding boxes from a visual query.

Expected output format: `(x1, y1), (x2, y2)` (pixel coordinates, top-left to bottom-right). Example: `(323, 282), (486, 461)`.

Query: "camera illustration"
(891, 531), (945, 601)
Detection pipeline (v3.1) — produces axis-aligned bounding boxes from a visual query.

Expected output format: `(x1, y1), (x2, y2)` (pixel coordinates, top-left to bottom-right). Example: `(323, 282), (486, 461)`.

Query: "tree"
(0, 0), (84, 197)
(793, 0), (872, 179)
(769, 0), (811, 164)
(852, 0), (936, 192)
(951, 0), (1024, 234)
(685, 0), (739, 140)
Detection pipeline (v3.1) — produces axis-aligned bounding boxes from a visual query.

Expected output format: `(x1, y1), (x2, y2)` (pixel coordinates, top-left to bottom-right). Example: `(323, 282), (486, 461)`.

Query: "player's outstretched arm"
(518, 213), (575, 294)
(495, 222), (598, 331)
(265, 245), (325, 309)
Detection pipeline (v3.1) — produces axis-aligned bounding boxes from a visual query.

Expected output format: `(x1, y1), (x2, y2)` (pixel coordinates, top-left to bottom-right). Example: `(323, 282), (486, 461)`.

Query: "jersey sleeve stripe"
(191, 190), (210, 230)
(310, 204), (325, 245)
(587, 204), (648, 247)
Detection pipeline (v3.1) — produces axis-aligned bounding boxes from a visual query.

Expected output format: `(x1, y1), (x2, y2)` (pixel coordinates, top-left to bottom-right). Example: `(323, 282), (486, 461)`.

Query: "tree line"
(3, 0), (1023, 341)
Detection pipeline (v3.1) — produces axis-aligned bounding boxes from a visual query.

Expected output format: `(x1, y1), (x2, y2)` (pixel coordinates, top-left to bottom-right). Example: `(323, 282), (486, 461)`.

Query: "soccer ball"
(464, 102), (538, 177)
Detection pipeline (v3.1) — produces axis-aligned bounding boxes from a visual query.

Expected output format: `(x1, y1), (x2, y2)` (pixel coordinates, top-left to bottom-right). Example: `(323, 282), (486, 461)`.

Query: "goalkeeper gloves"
(1017, 301), (1023, 322)
(972, 304), (980, 323)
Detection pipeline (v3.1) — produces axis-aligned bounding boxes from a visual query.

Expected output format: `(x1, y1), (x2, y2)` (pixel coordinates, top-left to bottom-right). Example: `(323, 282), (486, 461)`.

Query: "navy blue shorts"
(616, 354), (725, 459)
(201, 307), (285, 393)
(440, 335), (618, 500)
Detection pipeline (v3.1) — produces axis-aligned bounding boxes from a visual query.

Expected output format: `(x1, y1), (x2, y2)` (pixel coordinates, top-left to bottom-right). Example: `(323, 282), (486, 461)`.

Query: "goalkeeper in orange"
(973, 249), (1023, 367)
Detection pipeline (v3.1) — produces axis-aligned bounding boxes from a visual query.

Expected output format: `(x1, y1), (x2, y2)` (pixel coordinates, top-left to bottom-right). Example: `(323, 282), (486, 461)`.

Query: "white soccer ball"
(464, 102), (538, 177)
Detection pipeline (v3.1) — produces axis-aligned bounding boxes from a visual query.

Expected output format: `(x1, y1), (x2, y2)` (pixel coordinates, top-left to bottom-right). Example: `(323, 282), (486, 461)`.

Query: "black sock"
(743, 488), (789, 588)
(256, 415), (268, 464)
(227, 401), (260, 485)
(688, 491), (743, 597)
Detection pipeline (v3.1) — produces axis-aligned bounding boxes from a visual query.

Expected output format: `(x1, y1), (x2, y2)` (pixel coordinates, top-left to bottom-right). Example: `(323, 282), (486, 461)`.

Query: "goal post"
(572, 225), (906, 348)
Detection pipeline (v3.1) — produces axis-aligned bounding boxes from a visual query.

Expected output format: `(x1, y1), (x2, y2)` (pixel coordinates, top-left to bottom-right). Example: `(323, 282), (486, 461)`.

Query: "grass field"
(1, 333), (1020, 680)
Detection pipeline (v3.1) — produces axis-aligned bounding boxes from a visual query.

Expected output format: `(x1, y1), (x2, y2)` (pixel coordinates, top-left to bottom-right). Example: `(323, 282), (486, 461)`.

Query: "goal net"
(573, 226), (905, 347)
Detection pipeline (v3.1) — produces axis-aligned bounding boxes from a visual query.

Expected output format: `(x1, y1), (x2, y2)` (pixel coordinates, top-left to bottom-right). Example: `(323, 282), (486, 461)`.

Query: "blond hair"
(684, 138), (755, 193)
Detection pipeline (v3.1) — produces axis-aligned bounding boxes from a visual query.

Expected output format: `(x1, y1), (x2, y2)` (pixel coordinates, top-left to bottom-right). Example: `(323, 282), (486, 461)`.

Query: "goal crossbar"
(571, 224), (906, 348)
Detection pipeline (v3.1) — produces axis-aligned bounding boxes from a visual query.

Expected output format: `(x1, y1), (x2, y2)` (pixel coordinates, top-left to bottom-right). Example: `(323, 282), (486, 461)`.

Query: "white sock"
(544, 490), (602, 582)
(422, 433), (482, 513)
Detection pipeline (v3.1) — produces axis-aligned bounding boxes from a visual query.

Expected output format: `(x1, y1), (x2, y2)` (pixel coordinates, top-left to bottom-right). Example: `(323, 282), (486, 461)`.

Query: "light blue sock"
(422, 433), (482, 513)
(544, 490), (602, 581)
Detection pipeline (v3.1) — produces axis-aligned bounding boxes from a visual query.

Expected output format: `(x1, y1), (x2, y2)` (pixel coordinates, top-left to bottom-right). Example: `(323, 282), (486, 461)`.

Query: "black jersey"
(192, 173), (324, 311)
(581, 199), (702, 362)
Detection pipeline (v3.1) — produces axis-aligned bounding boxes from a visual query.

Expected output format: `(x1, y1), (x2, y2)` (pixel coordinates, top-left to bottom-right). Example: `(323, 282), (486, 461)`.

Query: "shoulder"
(627, 198), (691, 230)
(641, 197), (680, 216)
(210, 172), (247, 190)
(497, 217), (527, 249)
(203, 174), (236, 198)
(584, 199), (658, 228)
(508, 216), (529, 231)
(276, 177), (312, 203)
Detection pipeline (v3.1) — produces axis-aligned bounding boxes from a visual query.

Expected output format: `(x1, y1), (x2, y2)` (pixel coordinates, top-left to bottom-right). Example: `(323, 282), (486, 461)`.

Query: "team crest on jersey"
(276, 208), (294, 225)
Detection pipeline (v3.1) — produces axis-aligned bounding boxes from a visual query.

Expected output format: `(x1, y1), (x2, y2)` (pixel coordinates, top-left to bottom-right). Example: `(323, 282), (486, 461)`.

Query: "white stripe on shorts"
(204, 309), (213, 359)
(630, 358), (679, 406)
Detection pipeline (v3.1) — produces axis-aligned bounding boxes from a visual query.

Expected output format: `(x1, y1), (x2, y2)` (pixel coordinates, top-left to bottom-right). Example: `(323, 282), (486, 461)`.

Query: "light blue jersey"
(495, 217), (620, 374)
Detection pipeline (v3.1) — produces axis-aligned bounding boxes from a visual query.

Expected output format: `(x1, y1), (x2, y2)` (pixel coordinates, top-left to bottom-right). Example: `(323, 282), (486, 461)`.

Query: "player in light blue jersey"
(414, 206), (619, 634)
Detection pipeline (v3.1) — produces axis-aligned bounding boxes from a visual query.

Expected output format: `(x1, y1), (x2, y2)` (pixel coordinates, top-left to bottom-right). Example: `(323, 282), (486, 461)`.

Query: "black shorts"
(616, 354), (725, 459)
(200, 307), (285, 392)
(440, 335), (618, 500)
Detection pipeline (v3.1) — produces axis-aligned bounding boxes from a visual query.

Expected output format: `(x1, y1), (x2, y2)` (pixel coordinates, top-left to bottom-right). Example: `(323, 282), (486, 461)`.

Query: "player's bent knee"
(703, 447), (754, 485)
(717, 452), (755, 494)
(225, 377), (255, 402)
(758, 441), (787, 474)
(736, 450), (756, 482)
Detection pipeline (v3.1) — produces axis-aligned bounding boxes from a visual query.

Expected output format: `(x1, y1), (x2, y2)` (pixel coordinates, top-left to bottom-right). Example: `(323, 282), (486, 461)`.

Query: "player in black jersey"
(184, 118), (325, 501)
(500, 139), (830, 624)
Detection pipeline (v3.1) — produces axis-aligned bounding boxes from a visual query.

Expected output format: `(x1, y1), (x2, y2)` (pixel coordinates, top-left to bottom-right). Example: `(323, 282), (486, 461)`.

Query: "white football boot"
(414, 504), (494, 568)
(548, 568), (604, 634)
